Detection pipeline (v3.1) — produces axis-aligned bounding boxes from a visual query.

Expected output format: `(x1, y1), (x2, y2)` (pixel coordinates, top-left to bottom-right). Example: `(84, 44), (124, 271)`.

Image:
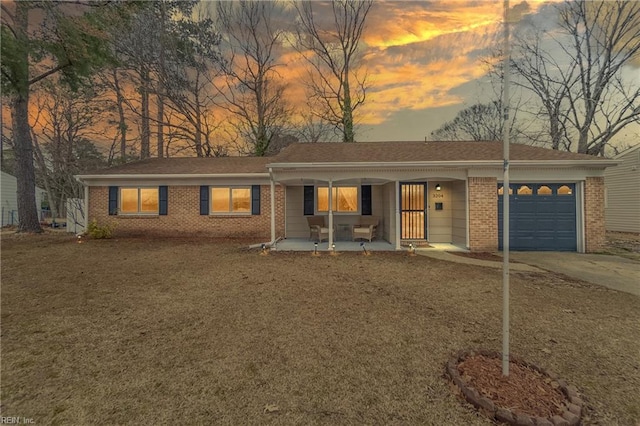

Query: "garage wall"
(585, 177), (606, 252)
(468, 177), (498, 252)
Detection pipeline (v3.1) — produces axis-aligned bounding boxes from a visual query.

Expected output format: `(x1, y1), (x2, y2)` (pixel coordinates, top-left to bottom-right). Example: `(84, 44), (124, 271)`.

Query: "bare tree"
(295, 109), (338, 143)
(30, 81), (106, 221)
(431, 102), (505, 141)
(294, 0), (373, 143)
(1, 1), (132, 232)
(158, 4), (223, 158)
(511, 0), (640, 155)
(215, 0), (291, 157)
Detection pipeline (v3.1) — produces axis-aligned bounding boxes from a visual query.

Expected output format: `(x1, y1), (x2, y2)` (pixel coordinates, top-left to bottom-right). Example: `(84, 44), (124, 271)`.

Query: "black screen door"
(401, 183), (427, 240)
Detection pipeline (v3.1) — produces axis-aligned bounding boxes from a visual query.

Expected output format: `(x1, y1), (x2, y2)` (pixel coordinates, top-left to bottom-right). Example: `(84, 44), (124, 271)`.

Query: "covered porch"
(272, 239), (467, 252)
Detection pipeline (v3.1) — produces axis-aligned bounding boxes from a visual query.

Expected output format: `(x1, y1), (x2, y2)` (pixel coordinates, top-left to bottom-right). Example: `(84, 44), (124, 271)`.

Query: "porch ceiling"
(270, 168), (469, 185)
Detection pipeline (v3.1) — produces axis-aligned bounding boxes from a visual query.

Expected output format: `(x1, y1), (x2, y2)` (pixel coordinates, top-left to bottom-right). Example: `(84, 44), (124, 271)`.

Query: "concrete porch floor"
(272, 239), (468, 252)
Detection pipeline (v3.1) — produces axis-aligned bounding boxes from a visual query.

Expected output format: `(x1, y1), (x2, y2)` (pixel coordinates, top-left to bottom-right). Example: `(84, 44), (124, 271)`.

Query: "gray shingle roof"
(269, 141), (603, 163)
(82, 141), (606, 176)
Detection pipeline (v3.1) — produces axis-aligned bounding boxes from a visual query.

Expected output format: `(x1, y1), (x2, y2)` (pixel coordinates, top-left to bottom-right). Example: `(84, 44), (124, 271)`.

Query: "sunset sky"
(306, 0), (639, 143)
(306, 0), (548, 141)
(4, 0), (639, 156)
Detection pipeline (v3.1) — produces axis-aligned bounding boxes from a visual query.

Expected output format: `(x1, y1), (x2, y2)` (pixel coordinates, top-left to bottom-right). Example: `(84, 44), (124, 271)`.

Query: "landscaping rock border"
(446, 350), (584, 426)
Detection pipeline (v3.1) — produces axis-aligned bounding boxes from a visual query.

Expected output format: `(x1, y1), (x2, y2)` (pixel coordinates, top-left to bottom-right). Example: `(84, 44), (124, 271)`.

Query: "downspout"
(578, 181), (585, 253)
(395, 180), (401, 250)
(84, 182), (89, 233)
(269, 167), (276, 243)
(328, 179), (334, 248)
(465, 177), (470, 249)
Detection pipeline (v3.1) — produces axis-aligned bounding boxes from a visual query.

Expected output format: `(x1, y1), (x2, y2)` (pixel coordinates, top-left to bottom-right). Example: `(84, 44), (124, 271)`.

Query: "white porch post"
(465, 178), (470, 249)
(328, 179), (334, 247)
(84, 183), (89, 233)
(395, 180), (401, 250)
(270, 170), (276, 243)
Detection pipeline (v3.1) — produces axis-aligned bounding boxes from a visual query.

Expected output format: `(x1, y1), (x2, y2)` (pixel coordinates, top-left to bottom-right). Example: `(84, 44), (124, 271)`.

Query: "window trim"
(210, 186), (252, 215)
(119, 187), (159, 215)
(316, 185), (360, 214)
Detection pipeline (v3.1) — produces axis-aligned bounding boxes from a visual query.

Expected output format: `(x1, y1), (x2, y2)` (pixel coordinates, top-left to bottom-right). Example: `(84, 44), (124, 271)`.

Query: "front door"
(401, 183), (427, 240)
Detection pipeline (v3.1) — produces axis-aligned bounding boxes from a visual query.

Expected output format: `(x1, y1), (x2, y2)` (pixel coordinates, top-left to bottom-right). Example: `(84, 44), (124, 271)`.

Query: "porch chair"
(307, 216), (331, 242)
(352, 216), (379, 242)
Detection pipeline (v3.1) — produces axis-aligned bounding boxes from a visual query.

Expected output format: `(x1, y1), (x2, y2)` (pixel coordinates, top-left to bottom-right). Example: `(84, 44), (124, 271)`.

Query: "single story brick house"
(76, 141), (616, 252)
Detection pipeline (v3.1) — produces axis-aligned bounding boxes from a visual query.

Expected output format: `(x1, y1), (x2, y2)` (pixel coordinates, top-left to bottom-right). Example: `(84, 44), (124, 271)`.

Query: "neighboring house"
(0, 171), (46, 226)
(604, 144), (640, 234)
(76, 141), (616, 252)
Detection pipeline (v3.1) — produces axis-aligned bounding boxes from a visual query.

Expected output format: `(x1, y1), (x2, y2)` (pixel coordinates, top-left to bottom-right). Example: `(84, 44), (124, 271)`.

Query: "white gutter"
(269, 167), (276, 244)
(77, 173), (269, 182)
(267, 159), (618, 169)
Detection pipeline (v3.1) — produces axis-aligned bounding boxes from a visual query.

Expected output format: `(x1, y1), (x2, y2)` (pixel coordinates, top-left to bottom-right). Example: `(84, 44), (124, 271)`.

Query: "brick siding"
(89, 185), (284, 240)
(468, 177), (499, 252)
(584, 177), (605, 253)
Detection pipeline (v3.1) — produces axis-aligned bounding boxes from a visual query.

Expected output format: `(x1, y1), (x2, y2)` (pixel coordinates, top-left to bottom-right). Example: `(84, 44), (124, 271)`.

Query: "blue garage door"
(498, 183), (577, 251)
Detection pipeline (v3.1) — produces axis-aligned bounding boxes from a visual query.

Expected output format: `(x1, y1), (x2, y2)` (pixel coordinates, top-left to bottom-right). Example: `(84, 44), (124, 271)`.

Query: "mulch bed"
(458, 355), (566, 418)
(447, 351), (584, 425)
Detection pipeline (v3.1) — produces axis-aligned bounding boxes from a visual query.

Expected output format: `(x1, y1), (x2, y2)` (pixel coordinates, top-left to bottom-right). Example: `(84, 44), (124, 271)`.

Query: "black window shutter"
(108, 186), (118, 215)
(200, 186), (209, 215)
(159, 186), (168, 215)
(251, 185), (261, 215)
(303, 185), (314, 216)
(361, 185), (372, 215)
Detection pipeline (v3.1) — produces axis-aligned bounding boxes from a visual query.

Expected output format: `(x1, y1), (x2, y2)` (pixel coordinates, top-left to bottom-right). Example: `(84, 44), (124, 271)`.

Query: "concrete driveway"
(507, 252), (640, 296)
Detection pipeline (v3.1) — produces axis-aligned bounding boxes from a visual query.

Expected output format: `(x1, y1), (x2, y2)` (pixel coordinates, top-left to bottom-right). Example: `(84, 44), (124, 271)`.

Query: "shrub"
(87, 220), (114, 239)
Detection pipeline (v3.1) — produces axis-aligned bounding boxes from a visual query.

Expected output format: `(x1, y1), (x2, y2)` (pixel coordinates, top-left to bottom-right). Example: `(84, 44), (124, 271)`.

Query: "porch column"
(465, 178), (470, 249)
(270, 172), (276, 243)
(84, 183), (89, 233)
(328, 179), (334, 248)
(395, 180), (401, 250)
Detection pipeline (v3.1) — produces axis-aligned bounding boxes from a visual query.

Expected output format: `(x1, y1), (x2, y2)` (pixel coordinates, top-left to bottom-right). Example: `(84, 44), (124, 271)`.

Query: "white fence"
(66, 198), (86, 234)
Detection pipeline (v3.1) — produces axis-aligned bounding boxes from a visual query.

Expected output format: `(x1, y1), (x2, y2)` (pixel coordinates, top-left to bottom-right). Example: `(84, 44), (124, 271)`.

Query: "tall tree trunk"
(156, 93), (164, 158)
(342, 75), (354, 143)
(11, 95), (42, 233)
(11, 2), (42, 233)
(157, 0), (165, 158)
(140, 66), (150, 159)
(112, 70), (128, 161)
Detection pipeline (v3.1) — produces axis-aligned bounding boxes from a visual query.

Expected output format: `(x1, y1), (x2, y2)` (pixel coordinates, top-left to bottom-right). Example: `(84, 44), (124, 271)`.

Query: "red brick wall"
(468, 177), (498, 252)
(584, 177), (605, 253)
(88, 185), (284, 239)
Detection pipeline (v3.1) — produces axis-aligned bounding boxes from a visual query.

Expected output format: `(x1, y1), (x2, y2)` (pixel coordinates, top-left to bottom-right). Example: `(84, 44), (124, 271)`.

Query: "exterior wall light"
(435, 184), (442, 191)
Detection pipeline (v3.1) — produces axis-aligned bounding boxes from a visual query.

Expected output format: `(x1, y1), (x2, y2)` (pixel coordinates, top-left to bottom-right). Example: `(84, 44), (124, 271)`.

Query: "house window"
(317, 187), (358, 212)
(558, 185), (573, 195)
(537, 185), (553, 195)
(211, 187), (251, 213)
(120, 188), (159, 214)
(497, 185), (513, 196)
(517, 185), (533, 195)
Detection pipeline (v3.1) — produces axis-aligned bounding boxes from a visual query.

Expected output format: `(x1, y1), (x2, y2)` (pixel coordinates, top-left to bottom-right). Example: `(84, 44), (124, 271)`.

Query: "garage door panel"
(498, 183), (576, 251)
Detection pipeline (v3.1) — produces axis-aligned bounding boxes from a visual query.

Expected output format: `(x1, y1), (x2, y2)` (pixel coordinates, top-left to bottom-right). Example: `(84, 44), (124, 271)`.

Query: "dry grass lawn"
(1, 233), (639, 425)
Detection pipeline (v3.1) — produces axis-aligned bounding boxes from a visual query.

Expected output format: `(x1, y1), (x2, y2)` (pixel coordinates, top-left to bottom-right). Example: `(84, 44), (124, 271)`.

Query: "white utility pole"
(502, 0), (511, 377)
